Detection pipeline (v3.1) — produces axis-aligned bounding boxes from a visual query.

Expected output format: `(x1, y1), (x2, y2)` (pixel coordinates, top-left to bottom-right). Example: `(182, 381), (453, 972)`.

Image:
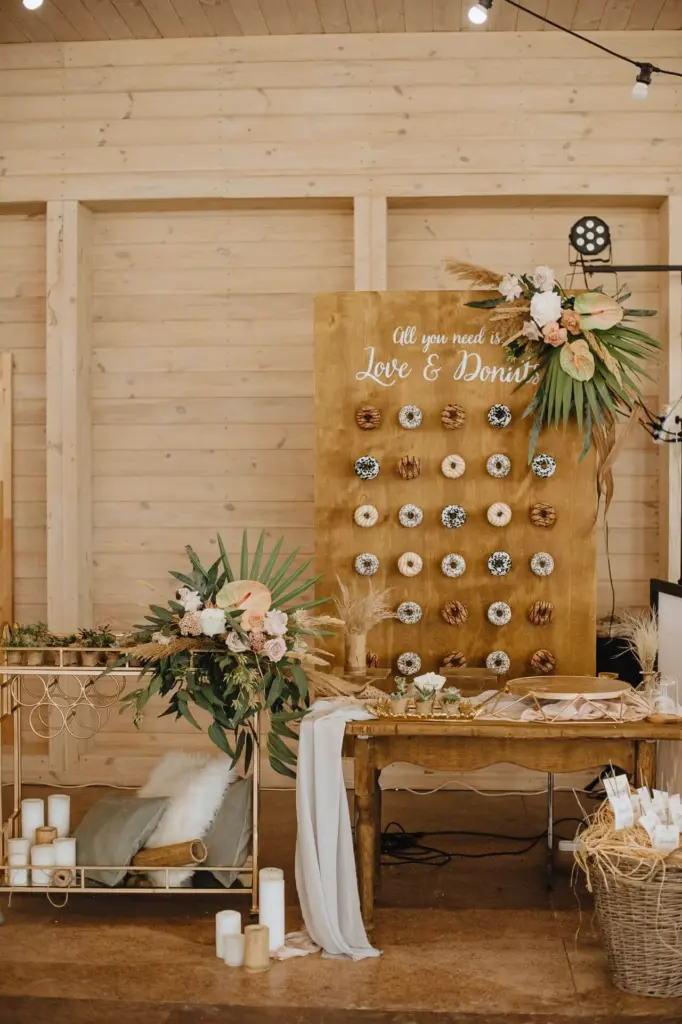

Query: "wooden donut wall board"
(313, 291), (596, 679)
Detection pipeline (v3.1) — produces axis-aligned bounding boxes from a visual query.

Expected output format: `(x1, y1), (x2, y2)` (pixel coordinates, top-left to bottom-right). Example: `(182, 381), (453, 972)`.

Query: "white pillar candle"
(8, 837), (30, 887)
(215, 909), (241, 958)
(53, 836), (77, 881)
(30, 843), (56, 886)
(258, 867), (285, 953)
(47, 794), (71, 838)
(21, 798), (44, 845)
(223, 933), (245, 968)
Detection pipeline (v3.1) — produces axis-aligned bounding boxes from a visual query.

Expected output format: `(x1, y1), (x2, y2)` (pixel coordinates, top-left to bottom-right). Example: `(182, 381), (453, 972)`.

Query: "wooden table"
(343, 718), (682, 927)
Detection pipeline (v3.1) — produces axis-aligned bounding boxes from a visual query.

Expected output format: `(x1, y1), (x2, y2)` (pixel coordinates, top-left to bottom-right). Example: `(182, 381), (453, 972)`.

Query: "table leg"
(635, 740), (657, 789)
(354, 736), (377, 930)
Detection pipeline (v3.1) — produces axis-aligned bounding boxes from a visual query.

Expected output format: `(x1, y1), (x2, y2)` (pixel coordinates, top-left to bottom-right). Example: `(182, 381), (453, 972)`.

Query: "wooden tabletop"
(345, 719), (682, 740)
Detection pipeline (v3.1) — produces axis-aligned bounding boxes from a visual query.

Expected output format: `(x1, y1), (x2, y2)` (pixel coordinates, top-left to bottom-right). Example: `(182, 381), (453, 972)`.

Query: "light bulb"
(22, 0), (43, 8)
(631, 80), (649, 100)
(468, 4), (489, 24)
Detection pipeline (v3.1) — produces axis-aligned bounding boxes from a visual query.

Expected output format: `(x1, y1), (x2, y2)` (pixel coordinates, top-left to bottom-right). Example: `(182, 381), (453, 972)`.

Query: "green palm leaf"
(240, 531), (249, 579)
(259, 536), (284, 584)
(217, 534), (234, 583)
(268, 548), (300, 592)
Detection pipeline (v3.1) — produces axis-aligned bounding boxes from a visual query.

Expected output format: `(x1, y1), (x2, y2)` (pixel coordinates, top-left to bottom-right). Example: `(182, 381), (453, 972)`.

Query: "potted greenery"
(442, 687), (462, 718)
(22, 622), (52, 666)
(78, 625), (118, 667)
(56, 633), (80, 667)
(389, 676), (409, 715)
(2, 623), (28, 665)
(415, 685), (435, 717)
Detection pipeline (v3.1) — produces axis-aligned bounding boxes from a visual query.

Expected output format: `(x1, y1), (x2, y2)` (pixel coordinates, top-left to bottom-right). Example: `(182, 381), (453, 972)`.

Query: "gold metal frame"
(0, 651), (260, 912)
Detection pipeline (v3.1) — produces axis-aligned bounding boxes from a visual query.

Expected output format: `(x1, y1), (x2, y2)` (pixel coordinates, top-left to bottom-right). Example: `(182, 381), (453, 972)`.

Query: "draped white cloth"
(295, 699), (381, 960)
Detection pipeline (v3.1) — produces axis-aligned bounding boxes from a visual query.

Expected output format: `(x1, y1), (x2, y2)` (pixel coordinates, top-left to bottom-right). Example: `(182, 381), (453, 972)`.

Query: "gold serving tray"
(366, 697), (477, 721)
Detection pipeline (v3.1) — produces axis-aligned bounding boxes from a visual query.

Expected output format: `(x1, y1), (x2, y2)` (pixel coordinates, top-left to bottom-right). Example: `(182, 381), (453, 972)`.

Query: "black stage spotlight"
(569, 215), (612, 266)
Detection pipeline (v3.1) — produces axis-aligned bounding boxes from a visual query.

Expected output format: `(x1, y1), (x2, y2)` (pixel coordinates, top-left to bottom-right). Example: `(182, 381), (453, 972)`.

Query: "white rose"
(414, 671), (446, 694)
(263, 636), (287, 663)
(530, 265), (556, 292)
(226, 630), (248, 653)
(530, 290), (562, 328)
(152, 631), (171, 646)
(522, 320), (542, 341)
(178, 587), (202, 613)
(264, 609), (288, 637)
(200, 607), (226, 637)
(499, 274), (523, 301)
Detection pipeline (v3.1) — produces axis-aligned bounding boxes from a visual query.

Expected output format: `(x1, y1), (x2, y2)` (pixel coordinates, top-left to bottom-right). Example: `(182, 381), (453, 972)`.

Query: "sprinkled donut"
(354, 553), (379, 576)
(487, 404), (512, 429)
(486, 650), (511, 675)
(487, 453), (511, 479)
(441, 454), (466, 479)
(441, 504), (467, 529)
(396, 601), (422, 625)
(397, 651), (421, 676)
(530, 552), (554, 577)
(487, 602), (512, 626)
(487, 502), (512, 527)
(354, 456), (379, 480)
(441, 553), (466, 578)
(399, 504), (423, 528)
(488, 551), (512, 576)
(531, 453), (556, 479)
(398, 405), (423, 430)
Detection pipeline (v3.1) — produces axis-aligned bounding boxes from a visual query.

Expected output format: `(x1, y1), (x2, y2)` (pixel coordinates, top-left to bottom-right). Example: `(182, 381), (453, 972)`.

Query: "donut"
(487, 404), (512, 429)
(354, 553), (379, 576)
(487, 502), (512, 527)
(441, 504), (467, 529)
(398, 405), (423, 429)
(487, 453), (511, 478)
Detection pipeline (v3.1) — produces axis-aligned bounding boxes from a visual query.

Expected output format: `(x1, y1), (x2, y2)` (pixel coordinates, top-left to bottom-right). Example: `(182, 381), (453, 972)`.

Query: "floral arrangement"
(446, 260), (659, 459)
(121, 532), (344, 778)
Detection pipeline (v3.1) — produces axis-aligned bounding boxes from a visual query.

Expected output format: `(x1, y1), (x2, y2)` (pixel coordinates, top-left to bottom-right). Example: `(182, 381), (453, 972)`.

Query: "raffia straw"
(443, 259), (503, 289)
(615, 608), (658, 676)
(575, 800), (673, 893)
(334, 576), (395, 635)
(123, 637), (204, 661)
(303, 664), (364, 700)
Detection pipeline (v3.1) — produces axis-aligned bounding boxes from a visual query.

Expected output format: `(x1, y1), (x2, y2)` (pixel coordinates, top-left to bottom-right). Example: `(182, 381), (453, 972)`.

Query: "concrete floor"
(1, 787), (681, 1023)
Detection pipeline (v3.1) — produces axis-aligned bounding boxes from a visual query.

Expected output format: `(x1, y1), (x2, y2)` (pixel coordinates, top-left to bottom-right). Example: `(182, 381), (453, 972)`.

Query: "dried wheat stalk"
(334, 576), (395, 635)
(443, 259), (503, 288)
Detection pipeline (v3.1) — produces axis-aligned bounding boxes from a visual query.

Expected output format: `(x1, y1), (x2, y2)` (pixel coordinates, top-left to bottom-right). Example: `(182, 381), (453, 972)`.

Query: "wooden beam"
(658, 196), (682, 583)
(46, 201), (93, 632)
(0, 352), (12, 629)
(353, 197), (387, 291)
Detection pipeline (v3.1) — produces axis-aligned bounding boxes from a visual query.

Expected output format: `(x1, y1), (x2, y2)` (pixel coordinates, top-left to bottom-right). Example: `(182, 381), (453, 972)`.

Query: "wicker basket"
(590, 856), (682, 998)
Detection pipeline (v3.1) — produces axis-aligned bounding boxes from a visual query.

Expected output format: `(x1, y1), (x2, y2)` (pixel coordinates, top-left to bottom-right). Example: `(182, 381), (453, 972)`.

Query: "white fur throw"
(139, 752), (238, 887)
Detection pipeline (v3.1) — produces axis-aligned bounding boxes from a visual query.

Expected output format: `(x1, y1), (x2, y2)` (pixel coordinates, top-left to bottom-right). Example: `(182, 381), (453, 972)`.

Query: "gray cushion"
(74, 796), (168, 887)
(204, 777), (253, 888)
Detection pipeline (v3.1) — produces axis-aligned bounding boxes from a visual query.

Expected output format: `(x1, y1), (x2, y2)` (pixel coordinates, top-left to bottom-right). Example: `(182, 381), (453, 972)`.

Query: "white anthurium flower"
(226, 630), (248, 653)
(522, 320), (542, 341)
(177, 587), (202, 613)
(264, 609), (288, 637)
(499, 273), (523, 302)
(414, 671), (447, 694)
(200, 607), (226, 637)
(530, 265), (556, 292)
(530, 290), (562, 328)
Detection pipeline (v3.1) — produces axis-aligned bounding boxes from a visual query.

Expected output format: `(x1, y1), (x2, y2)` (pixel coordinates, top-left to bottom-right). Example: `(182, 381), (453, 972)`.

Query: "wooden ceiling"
(0, 0), (680, 43)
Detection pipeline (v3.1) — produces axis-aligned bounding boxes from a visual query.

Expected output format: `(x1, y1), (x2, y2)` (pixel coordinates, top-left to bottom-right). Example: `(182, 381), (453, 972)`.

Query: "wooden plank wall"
(0, 209), (46, 624)
(90, 201), (353, 626)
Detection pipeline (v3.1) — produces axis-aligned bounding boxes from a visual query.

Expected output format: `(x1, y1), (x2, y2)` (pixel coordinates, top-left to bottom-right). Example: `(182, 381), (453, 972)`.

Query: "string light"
(632, 64), (653, 101)
(468, 1), (493, 25)
(483, 1), (682, 100)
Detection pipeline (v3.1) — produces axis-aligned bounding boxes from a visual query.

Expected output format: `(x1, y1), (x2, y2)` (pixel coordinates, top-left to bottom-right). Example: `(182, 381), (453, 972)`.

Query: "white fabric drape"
(295, 699), (381, 960)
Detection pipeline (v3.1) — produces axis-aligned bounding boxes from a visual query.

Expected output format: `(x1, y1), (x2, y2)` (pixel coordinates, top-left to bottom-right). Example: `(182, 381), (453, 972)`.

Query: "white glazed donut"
(441, 553), (466, 578)
(487, 502), (512, 527)
(398, 552), (423, 576)
(398, 405), (423, 430)
(399, 504), (423, 528)
(487, 454), (511, 479)
(354, 505), (378, 528)
(396, 601), (422, 625)
(397, 651), (421, 675)
(441, 454), (466, 479)
(354, 553), (379, 576)
(487, 602), (512, 626)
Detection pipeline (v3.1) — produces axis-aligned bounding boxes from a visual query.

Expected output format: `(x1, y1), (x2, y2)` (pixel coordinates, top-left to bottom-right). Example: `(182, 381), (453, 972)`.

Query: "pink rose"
(242, 611), (265, 631)
(263, 636), (286, 663)
(542, 321), (568, 348)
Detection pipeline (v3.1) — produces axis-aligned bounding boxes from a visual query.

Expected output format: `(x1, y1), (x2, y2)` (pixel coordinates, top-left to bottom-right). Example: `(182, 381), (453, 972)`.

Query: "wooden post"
(658, 197), (682, 584)
(353, 197), (387, 291)
(0, 352), (12, 629)
(46, 201), (93, 632)
(353, 735), (378, 929)
(635, 739), (657, 790)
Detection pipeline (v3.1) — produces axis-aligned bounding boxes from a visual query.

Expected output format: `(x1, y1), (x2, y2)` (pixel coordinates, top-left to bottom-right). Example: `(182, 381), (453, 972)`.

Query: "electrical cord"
(379, 818), (584, 867)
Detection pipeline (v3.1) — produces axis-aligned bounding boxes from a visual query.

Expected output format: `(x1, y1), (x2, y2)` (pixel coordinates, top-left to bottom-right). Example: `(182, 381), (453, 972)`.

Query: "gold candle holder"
(35, 826), (58, 845)
(244, 923), (270, 973)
